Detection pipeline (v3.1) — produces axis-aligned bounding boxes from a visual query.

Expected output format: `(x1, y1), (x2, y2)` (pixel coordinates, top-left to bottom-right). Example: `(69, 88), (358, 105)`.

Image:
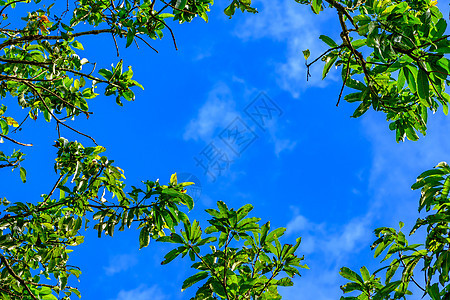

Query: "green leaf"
(179, 193), (194, 210)
(170, 173), (177, 185)
(126, 28), (135, 48)
(139, 227), (149, 249)
(319, 35), (338, 47)
(218, 232), (227, 248)
(161, 247), (184, 265)
(210, 279), (227, 298)
(176, 0), (187, 9)
(416, 167), (448, 181)
(404, 66), (417, 94)
(302, 49), (310, 60)
(98, 69), (113, 80)
(61, 23), (73, 32)
(322, 55), (337, 79)
(397, 68), (406, 91)
(339, 267), (363, 283)
(266, 227), (285, 244)
(72, 40), (84, 50)
(385, 260), (399, 283)
(351, 101), (370, 118)
(236, 204), (253, 221)
(181, 271), (209, 291)
(417, 68), (430, 101)
(441, 177), (450, 200)
(224, 4), (237, 18)
(0, 119), (8, 135)
(260, 221), (270, 246)
(19, 167), (26, 183)
(351, 39), (366, 49)
(277, 277), (293, 286)
(344, 92), (361, 103)
(311, 0), (322, 14)
(159, 13), (174, 19)
(428, 283), (441, 300)
(217, 201), (228, 214)
(360, 266), (370, 281)
(341, 282), (363, 293)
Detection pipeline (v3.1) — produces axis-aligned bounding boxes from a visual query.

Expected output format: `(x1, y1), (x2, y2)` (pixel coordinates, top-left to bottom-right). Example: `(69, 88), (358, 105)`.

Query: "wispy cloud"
(104, 253), (138, 276)
(114, 284), (167, 300)
(234, 0), (337, 97)
(183, 82), (239, 142)
(362, 112), (450, 223)
(184, 84), (294, 168)
(265, 119), (297, 157)
(283, 207), (373, 300)
(286, 207), (372, 259)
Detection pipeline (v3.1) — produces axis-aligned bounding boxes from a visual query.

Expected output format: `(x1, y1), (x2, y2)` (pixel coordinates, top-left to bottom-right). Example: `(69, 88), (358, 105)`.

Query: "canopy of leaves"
(0, 1), (305, 299)
(303, 0), (450, 142)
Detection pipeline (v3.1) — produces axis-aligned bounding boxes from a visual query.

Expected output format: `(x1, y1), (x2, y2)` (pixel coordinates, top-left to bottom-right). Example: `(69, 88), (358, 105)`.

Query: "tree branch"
(0, 254), (37, 300)
(0, 133), (33, 146)
(24, 82), (98, 145)
(0, 29), (113, 50)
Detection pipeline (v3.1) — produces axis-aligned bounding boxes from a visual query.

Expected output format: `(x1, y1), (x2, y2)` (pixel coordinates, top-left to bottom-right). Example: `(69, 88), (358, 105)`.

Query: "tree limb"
(0, 254), (37, 300)
(0, 133), (32, 146)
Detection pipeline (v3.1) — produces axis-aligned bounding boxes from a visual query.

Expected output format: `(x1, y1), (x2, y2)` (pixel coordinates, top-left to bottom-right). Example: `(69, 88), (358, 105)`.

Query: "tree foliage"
(303, 0), (450, 142)
(158, 201), (307, 299)
(0, 0), (306, 299)
(1, 0), (450, 299)
(296, 0), (450, 299)
(339, 162), (450, 300)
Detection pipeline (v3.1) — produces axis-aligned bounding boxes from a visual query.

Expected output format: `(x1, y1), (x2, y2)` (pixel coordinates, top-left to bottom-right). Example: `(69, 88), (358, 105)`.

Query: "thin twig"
(111, 33), (119, 57)
(56, 122), (61, 138)
(0, 254), (37, 300)
(306, 45), (343, 81)
(135, 35), (158, 53)
(398, 252), (426, 292)
(0, 57), (49, 67)
(149, 7), (178, 50)
(0, 0), (27, 16)
(25, 82), (98, 145)
(0, 133), (32, 146)
(33, 84), (92, 117)
(337, 54), (352, 106)
(0, 162), (15, 169)
(0, 74), (58, 82)
(0, 29), (113, 50)
(306, 45), (343, 68)
(39, 174), (64, 208)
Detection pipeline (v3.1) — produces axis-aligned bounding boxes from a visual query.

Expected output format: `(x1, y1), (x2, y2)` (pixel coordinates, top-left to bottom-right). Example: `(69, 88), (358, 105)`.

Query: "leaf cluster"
(157, 201), (307, 300)
(340, 162), (450, 300)
(303, 0), (450, 142)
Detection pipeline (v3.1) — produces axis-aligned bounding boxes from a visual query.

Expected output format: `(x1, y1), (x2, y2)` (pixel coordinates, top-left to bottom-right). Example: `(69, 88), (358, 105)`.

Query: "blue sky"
(3, 1), (450, 299)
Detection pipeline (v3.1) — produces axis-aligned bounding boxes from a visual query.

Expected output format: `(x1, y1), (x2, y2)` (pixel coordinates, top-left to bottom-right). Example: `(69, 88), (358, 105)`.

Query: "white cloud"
(183, 82), (239, 142)
(286, 214), (309, 234)
(234, 0), (337, 97)
(282, 112), (450, 300)
(104, 253), (138, 276)
(184, 84), (294, 166)
(283, 209), (373, 300)
(235, 1), (321, 41)
(114, 284), (166, 300)
(281, 110), (450, 299)
(265, 119), (297, 156)
(286, 207), (371, 259)
(361, 112), (450, 224)
(324, 217), (372, 259)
